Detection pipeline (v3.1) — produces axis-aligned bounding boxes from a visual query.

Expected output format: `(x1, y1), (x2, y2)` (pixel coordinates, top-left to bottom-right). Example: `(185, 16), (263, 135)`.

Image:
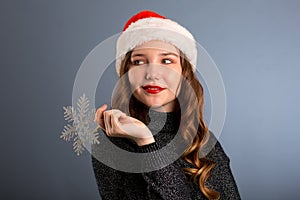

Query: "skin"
(95, 40), (182, 146)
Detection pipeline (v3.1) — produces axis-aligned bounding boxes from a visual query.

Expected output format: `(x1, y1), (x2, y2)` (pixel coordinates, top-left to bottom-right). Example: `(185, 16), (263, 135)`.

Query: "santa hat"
(116, 10), (197, 76)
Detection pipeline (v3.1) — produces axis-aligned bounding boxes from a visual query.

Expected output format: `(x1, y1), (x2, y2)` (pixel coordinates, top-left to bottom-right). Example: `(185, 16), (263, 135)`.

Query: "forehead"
(133, 40), (179, 55)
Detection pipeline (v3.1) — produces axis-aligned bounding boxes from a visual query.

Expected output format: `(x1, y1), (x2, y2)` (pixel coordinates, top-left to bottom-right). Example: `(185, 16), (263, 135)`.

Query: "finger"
(112, 110), (123, 122)
(118, 114), (130, 124)
(110, 113), (117, 133)
(119, 115), (135, 124)
(95, 104), (108, 128)
(109, 110), (120, 129)
(95, 104), (108, 121)
(103, 111), (111, 136)
(103, 109), (124, 136)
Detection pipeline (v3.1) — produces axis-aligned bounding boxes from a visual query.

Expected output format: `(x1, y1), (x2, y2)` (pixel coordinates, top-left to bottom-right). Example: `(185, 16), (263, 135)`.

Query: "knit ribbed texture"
(92, 111), (241, 200)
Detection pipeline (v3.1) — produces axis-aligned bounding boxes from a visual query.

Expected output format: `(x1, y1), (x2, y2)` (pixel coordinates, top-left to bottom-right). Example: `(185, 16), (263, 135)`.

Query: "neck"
(129, 96), (180, 124)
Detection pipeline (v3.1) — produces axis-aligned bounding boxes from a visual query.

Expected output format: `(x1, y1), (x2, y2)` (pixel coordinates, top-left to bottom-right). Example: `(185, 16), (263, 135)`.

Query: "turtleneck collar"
(146, 109), (179, 134)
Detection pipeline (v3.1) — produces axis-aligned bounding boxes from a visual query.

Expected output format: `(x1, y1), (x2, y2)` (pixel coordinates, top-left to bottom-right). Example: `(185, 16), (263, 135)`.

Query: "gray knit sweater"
(92, 111), (241, 200)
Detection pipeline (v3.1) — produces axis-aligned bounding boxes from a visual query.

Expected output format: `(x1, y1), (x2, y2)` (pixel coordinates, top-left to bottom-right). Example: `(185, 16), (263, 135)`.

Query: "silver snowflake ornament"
(61, 94), (100, 155)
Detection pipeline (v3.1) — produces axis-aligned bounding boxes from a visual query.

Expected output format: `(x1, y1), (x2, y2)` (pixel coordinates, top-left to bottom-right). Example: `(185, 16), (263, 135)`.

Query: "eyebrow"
(160, 52), (179, 57)
(131, 52), (179, 58)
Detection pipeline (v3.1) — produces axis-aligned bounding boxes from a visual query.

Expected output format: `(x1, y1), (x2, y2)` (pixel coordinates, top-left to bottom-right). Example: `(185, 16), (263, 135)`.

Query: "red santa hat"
(116, 10), (197, 76)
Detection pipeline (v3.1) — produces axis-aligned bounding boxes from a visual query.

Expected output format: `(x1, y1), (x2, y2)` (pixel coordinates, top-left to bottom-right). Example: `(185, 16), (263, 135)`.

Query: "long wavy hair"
(112, 51), (220, 200)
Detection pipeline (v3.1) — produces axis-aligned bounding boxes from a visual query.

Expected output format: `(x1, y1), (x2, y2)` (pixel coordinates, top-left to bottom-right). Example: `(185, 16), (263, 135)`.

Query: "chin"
(144, 102), (163, 108)
(146, 102), (175, 112)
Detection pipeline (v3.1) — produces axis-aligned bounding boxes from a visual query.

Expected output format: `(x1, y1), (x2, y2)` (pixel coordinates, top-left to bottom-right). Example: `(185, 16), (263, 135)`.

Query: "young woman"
(93, 10), (241, 200)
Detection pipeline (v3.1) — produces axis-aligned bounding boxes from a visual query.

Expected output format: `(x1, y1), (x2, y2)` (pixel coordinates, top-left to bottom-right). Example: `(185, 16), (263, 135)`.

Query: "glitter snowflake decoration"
(61, 94), (100, 155)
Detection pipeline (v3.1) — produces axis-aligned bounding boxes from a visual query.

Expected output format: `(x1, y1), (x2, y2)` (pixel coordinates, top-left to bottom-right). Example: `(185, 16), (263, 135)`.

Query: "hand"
(94, 104), (155, 146)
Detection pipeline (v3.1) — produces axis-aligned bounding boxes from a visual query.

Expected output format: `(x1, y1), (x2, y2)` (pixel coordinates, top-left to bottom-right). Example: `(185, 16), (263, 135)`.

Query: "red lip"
(142, 85), (165, 94)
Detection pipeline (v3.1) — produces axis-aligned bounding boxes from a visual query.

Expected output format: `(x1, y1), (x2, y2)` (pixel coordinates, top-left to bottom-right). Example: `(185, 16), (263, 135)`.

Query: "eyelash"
(132, 60), (145, 65)
(131, 59), (174, 65)
(162, 59), (172, 64)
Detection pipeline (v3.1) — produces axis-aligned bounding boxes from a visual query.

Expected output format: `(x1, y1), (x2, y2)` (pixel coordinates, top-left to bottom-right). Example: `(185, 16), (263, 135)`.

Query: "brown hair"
(112, 51), (220, 200)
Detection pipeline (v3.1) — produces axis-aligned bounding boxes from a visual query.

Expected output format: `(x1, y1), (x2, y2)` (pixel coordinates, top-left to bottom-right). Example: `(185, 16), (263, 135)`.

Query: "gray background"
(1, 0), (300, 199)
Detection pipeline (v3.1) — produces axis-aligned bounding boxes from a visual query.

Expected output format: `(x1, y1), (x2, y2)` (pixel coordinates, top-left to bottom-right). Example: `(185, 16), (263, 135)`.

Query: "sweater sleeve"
(206, 141), (241, 200)
(136, 142), (192, 200)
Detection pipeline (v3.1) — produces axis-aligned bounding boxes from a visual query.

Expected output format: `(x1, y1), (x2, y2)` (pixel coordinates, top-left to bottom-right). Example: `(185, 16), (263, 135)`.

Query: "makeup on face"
(127, 40), (183, 112)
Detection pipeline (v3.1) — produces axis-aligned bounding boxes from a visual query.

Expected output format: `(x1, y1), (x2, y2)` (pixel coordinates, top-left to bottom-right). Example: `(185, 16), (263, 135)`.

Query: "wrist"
(135, 137), (155, 146)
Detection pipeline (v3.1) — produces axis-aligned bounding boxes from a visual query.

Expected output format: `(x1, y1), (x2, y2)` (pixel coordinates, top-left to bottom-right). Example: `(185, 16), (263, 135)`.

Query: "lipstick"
(142, 85), (165, 94)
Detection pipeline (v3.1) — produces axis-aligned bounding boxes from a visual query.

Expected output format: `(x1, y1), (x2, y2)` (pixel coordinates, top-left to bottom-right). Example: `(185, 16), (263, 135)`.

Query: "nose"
(145, 64), (161, 80)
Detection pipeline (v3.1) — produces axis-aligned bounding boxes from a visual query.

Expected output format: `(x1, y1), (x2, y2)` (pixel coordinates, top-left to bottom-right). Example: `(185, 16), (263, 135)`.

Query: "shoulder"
(179, 131), (230, 169)
(202, 131), (230, 164)
(203, 133), (242, 199)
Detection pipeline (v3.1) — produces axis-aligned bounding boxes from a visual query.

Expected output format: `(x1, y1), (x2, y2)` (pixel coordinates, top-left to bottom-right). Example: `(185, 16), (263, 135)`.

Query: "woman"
(93, 10), (241, 200)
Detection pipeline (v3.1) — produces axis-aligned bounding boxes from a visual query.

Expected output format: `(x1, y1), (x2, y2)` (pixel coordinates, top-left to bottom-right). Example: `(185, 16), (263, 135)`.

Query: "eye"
(132, 60), (145, 65)
(162, 59), (172, 64)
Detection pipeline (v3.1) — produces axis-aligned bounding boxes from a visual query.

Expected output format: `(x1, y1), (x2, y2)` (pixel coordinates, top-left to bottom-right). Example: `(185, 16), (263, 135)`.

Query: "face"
(127, 40), (182, 112)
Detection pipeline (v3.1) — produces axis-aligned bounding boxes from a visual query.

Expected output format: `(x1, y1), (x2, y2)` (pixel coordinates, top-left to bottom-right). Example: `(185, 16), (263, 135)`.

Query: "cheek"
(164, 71), (182, 93)
(128, 68), (145, 90)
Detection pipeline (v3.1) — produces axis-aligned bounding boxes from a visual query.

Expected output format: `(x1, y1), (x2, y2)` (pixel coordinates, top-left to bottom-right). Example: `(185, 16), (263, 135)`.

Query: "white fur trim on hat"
(116, 17), (197, 76)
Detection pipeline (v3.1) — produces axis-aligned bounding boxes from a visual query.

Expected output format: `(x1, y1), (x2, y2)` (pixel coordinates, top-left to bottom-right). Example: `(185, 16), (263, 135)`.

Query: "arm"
(94, 106), (193, 199)
(143, 163), (192, 200)
(137, 142), (192, 200)
(94, 104), (155, 146)
(207, 141), (241, 200)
